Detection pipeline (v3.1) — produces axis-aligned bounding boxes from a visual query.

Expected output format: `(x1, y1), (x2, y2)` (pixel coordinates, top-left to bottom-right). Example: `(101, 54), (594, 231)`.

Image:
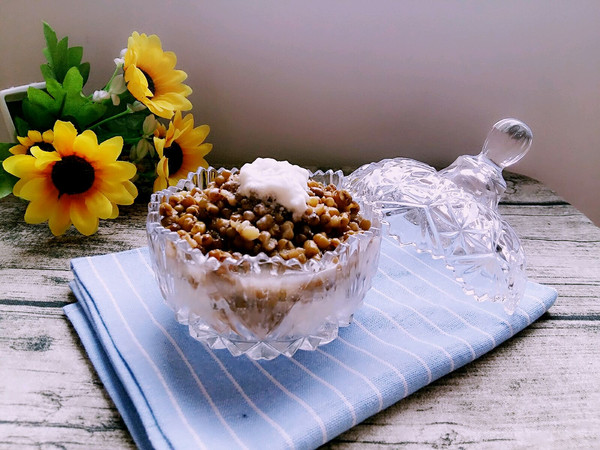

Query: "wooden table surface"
(1, 173), (599, 449)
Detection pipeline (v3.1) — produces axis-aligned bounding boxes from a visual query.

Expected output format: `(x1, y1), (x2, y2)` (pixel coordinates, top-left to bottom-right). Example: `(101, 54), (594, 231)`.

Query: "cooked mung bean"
(159, 170), (371, 261)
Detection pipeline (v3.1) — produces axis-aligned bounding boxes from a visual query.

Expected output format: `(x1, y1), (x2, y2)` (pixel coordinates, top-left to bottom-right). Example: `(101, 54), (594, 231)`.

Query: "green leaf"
(53, 37), (69, 82)
(21, 98), (56, 131)
(20, 67), (105, 131)
(60, 68), (105, 129)
(45, 78), (65, 100)
(21, 82), (65, 130)
(14, 117), (31, 137)
(78, 62), (90, 86)
(67, 46), (83, 67)
(42, 22), (58, 50)
(106, 111), (147, 131)
(40, 64), (55, 81)
(41, 50), (53, 70)
(62, 66), (83, 92)
(27, 87), (61, 114)
(40, 22), (90, 85)
(0, 169), (17, 198)
(0, 143), (17, 198)
(0, 142), (14, 158)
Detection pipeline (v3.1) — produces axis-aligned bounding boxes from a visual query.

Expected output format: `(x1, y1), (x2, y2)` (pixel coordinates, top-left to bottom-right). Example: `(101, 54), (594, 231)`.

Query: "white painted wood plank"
(0, 308), (134, 449)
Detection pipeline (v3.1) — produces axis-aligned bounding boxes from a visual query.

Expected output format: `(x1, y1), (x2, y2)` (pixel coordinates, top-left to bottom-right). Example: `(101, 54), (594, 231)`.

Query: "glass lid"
(344, 118), (533, 313)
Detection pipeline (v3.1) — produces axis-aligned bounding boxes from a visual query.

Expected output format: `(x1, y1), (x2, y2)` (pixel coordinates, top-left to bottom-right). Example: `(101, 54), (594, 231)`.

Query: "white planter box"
(0, 82), (46, 139)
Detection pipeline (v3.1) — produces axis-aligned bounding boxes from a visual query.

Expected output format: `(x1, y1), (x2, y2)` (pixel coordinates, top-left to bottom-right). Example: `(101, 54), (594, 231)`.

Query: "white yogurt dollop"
(238, 158), (310, 220)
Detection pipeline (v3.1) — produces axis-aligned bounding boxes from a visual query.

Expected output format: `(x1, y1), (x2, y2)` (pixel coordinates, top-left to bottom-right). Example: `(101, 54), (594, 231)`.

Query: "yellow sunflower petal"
(17, 136), (31, 146)
(164, 122), (178, 146)
(52, 121), (78, 156)
(156, 157), (169, 178)
(149, 98), (187, 118)
(153, 137), (166, 158)
(155, 66), (187, 84)
(96, 136), (124, 163)
(123, 180), (138, 198)
(154, 92), (193, 108)
(19, 177), (51, 201)
(128, 67), (153, 98)
(175, 153), (208, 180)
(190, 124), (210, 143)
(96, 161), (137, 181)
(109, 204), (119, 219)
(24, 194), (55, 224)
(30, 147), (61, 170)
(154, 122), (167, 138)
(73, 130), (99, 157)
(153, 175), (167, 192)
(42, 130), (54, 142)
(9, 144), (27, 155)
(3, 154), (37, 177)
(70, 199), (99, 236)
(198, 142), (213, 157)
(161, 50), (177, 70)
(28, 130), (42, 142)
(98, 180), (137, 205)
(12, 178), (29, 197)
(84, 190), (114, 220)
(48, 196), (72, 236)
(144, 101), (172, 119)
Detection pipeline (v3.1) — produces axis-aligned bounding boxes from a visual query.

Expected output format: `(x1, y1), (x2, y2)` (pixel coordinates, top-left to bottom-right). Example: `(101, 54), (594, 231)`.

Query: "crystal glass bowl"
(147, 167), (382, 360)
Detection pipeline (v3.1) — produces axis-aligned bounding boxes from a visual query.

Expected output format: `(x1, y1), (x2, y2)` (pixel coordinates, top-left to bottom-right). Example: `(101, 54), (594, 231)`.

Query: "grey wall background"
(1, 1), (599, 224)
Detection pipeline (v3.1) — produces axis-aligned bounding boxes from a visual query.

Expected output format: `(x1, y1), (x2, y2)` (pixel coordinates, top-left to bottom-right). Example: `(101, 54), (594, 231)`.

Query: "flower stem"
(88, 109), (132, 131)
(103, 67), (121, 91)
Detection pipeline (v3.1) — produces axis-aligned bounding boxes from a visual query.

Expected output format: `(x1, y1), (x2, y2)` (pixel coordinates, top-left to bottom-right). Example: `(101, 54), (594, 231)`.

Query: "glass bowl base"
(188, 319), (343, 360)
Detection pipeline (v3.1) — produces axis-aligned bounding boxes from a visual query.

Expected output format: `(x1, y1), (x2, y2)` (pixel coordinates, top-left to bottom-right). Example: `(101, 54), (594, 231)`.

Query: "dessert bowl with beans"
(147, 160), (382, 360)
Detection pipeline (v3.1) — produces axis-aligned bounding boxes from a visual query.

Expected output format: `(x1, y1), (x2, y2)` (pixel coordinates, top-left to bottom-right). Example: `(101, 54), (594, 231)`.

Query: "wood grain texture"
(0, 173), (598, 449)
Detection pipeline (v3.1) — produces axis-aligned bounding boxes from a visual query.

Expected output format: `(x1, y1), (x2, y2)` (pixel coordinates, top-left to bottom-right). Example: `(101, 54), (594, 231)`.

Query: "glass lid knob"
(482, 118), (533, 169)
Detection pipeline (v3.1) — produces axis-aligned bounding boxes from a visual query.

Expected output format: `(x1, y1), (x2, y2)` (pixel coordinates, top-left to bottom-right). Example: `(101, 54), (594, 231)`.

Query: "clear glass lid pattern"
(344, 119), (533, 313)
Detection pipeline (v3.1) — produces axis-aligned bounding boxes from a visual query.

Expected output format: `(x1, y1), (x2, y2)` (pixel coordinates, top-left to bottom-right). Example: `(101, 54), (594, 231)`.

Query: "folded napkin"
(65, 237), (557, 450)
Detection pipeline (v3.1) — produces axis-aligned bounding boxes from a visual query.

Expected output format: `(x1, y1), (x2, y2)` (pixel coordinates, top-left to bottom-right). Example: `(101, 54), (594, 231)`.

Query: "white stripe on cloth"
(384, 237), (534, 327)
(287, 357), (358, 427)
(249, 360), (328, 445)
(336, 336), (409, 398)
(352, 319), (434, 384)
(371, 286), (478, 360)
(135, 250), (296, 450)
(365, 288), (456, 371)
(204, 347), (296, 449)
(86, 257), (208, 450)
(115, 253), (249, 450)
(316, 348), (384, 411)
(378, 258), (498, 347)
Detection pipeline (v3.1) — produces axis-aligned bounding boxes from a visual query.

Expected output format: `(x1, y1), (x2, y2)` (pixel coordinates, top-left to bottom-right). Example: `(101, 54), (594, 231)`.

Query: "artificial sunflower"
(124, 32), (192, 119)
(153, 111), (212, 191)
(9, 129), (54, 155)
(2, 121), (138, 236)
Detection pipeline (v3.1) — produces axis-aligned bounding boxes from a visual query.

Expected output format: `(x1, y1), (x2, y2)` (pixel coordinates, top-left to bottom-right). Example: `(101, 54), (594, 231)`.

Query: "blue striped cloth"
(65, 237), (557, 450)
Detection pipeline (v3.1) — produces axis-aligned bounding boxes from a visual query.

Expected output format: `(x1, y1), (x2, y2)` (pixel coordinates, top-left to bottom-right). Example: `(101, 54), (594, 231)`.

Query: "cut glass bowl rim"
(147, 165), (382, 272)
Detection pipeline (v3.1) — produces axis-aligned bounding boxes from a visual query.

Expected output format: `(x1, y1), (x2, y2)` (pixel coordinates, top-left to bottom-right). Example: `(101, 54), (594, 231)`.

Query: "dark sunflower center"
(36, 142), (55, 153)
(27, 142), (54, 155)
(140, 69), (156, 95)
(164, 142), (183, 175)
(51, 155), (95, 196)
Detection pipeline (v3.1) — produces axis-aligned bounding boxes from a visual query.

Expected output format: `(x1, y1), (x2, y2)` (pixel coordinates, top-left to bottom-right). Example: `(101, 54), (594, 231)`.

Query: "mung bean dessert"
(148, 159), (382, 355)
